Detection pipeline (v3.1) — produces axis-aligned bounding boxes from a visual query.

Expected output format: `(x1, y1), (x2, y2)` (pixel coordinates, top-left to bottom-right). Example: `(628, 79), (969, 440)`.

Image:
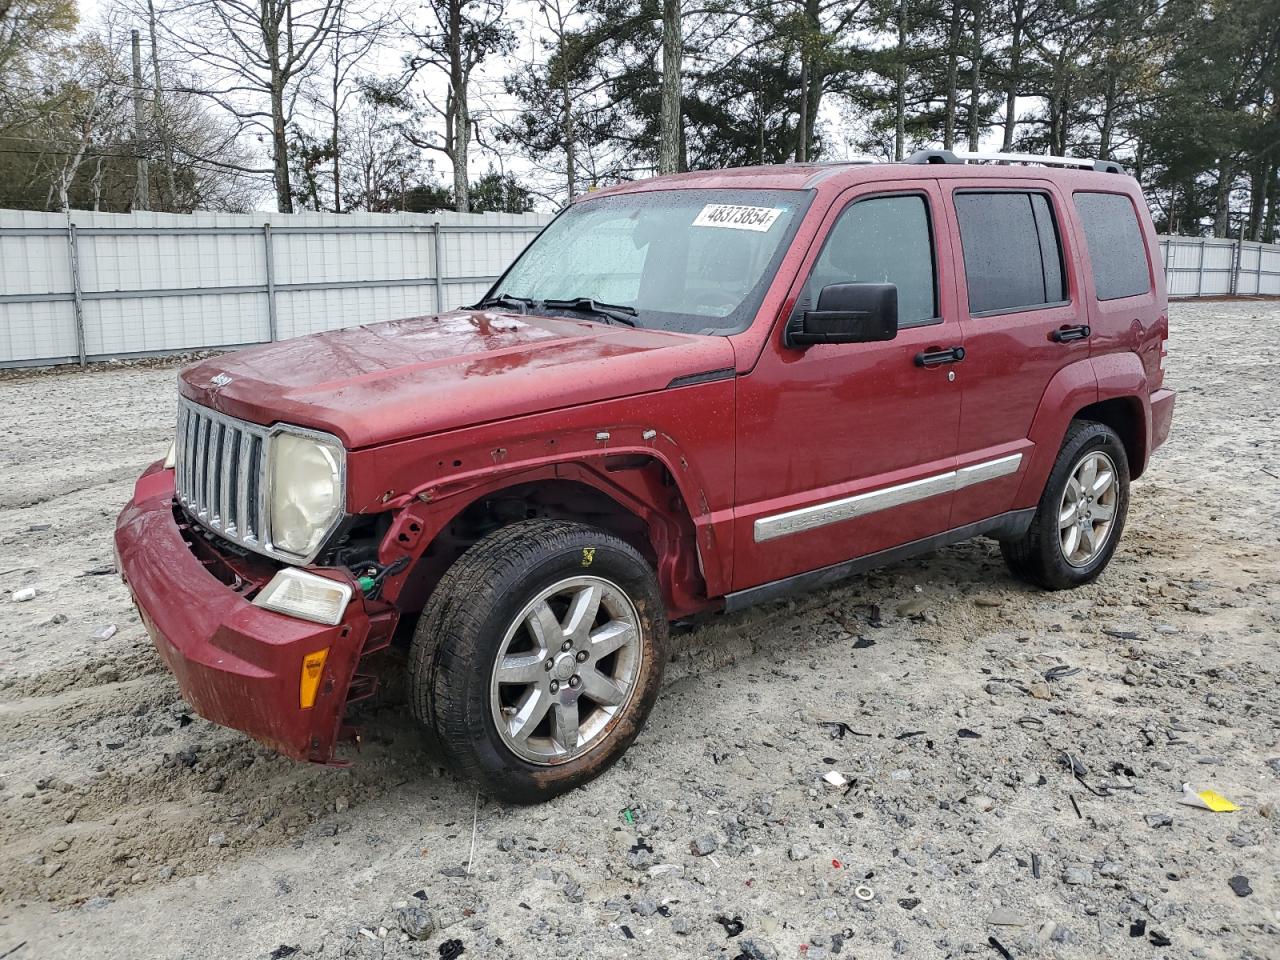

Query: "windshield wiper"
(541, 297), (638, 327)
(473, 292), (535, 314)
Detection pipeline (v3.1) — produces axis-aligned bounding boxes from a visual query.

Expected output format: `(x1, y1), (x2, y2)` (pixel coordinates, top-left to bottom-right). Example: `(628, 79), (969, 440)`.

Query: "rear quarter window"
(954, 191), (1066, 315)
(1073, 192), (1151, 300)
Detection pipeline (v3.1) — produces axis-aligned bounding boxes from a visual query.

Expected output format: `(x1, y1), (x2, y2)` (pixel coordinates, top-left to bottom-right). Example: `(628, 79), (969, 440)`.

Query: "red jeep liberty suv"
(115, 150), (1175, 802)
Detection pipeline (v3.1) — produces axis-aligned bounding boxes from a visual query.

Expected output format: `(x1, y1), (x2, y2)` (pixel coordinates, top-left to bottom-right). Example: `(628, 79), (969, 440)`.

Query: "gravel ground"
(0, 300), (1277, 960)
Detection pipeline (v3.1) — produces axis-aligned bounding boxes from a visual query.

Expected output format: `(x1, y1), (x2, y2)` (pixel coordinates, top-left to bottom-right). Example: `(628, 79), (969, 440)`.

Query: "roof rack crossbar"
(906, 148), (1125, 175)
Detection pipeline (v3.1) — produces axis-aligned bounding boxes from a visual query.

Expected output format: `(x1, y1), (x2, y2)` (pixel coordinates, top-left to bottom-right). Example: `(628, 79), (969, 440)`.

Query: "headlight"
(268, 431), (345, 559)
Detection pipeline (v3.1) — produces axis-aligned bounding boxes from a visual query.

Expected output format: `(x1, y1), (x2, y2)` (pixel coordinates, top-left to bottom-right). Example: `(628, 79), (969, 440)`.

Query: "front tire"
(409, 519), (668, 803)
(1001, 420), (1130, 590)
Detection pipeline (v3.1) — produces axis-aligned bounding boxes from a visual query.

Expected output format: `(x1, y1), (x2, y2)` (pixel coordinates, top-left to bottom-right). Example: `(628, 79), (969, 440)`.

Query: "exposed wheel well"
(396, 472), (685, 617)
(1073, 397), (1146, 478)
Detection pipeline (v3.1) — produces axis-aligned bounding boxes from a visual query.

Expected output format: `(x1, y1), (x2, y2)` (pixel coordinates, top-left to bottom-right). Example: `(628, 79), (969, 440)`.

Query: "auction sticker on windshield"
(692, 203), (784, 232)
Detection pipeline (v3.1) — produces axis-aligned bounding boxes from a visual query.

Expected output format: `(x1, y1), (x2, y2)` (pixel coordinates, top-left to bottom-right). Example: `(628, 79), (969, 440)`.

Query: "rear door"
(941, 180), (1091, 528)
(730, 182), (965, 590)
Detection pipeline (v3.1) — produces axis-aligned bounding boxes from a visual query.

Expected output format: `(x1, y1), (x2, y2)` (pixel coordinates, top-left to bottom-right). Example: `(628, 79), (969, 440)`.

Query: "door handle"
(1051, 324), (1091, 343)
(914, 346), (966, 367)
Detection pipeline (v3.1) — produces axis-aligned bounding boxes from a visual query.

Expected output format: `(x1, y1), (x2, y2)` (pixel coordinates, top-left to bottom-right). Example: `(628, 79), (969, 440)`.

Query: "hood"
(179, 311), (736, 448)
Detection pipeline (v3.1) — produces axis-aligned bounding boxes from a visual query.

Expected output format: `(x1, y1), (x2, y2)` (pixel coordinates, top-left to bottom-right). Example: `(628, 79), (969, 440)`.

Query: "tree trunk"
(1098, 73), (1116, 160)
(659, 0), (681, 174)
(1000, 0), (1023, 150)
(943, 1), (961, 150)
(966, 0), (983, 152)
(895, 0), (907, 160)
(331, 59), (341, 212)
(1264, 164), (1279, 244)
(147, 0), (177, 210)
(1247, 160), (1267, 241)
(131, 30), (150, 211)
(562, 77), (576, 198)
(796, 52), (808, 162)
(1214, 158), (1234, 238)
(449, 0), (469, 213)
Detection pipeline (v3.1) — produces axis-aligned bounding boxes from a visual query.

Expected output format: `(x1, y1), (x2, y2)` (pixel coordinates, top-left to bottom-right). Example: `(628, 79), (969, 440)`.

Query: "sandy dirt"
(0, 300), (1276, 960)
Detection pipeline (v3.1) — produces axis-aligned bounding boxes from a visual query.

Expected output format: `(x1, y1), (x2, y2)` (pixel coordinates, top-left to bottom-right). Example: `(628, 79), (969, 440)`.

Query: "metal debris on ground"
(438, 939), (465, 959)
(987, 934), (1015, 960)
(853, 884), (874, 902)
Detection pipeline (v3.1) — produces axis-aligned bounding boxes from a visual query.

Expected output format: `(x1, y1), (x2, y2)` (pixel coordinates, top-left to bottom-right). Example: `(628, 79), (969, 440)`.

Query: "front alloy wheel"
(491, 575), (642, 764)
(409, 519), (668, 803)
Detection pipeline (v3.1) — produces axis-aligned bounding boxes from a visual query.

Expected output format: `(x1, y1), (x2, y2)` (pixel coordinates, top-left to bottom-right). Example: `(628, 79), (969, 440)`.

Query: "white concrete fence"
(1, 208), (1276, 368)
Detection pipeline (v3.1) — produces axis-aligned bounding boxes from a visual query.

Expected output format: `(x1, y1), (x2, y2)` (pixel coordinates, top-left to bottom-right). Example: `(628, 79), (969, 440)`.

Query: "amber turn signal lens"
(299, 648), (329, 709)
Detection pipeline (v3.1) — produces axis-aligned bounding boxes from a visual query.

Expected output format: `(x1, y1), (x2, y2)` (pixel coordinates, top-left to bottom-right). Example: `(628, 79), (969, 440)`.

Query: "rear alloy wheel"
(1056, 450), (1120, 567)
(409, 520), (667, 803)
(1001, 420), (1130, 590)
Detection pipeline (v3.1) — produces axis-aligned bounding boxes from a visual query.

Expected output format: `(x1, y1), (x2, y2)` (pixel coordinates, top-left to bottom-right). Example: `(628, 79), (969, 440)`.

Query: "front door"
(939, 180), (1092, 529)
(731, 183), (965, 591)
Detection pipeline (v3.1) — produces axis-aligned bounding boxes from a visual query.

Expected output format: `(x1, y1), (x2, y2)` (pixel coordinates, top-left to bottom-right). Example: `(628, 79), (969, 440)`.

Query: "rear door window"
(801, 194), (938, 327)
(954, 191), (1067, 315)
(1074, 192), (1151, 300)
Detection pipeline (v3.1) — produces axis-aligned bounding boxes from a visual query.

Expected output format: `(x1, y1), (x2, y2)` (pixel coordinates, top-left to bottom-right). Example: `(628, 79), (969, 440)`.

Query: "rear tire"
(1001, 420), (1130, 590)
(408, 519), (667, 803)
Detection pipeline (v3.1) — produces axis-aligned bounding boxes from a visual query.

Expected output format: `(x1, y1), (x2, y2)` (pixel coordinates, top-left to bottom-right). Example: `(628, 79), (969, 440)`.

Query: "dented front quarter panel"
(345, 379), (738, 618)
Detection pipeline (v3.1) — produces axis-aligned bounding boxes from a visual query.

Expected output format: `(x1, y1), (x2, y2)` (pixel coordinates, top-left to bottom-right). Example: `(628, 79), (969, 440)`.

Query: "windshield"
(486, 188), (811, 335)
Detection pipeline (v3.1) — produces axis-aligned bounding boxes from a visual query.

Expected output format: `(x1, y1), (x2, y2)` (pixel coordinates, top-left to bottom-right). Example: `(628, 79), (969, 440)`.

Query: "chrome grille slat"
(174, 397), (272, 554)
(219, 426), (235, 532)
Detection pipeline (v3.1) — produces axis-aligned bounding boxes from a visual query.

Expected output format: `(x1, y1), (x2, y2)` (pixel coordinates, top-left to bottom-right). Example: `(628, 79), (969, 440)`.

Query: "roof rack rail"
(906, 148), (1125, 175)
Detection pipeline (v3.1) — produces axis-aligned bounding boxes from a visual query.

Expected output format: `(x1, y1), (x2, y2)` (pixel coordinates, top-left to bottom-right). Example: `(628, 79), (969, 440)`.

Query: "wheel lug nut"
(561, 640), (573, 652)
(550, 680), (559, 693)
(575, 650), (588, 662)
(544, 659), (553, 671)
(569, 675), (580, 688)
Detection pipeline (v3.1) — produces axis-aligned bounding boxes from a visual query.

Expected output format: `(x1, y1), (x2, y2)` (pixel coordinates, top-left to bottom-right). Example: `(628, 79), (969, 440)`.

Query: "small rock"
(208, 832), (229, 848)
(968, 794), (996, 812)
(690, 833), (718, 856)
(497, 836), (517, 852)
(1028, 681), (1052, 700)
(896, 597), (929, 617)
(987, 907), (1029, 926)
(973, 596), (1004, 607)
(737, 938), (779, 960)
(43, 862), (63, 878)
(334, 796), (349, 813)
(1062, 865), (1092, 886)
(397, 905), (436, 940)
(671, 915), (692, 935)
(788, 843), (810, 861)
(561, 878), (584, 903)
(94, 665), (120, 684)
(1227, 875), (1252, 898)
(631, 898), (658, 917)
(890, 768), (912, 782)
(1099, 861), (1123, 879)
(1145, 812), (1173, 828)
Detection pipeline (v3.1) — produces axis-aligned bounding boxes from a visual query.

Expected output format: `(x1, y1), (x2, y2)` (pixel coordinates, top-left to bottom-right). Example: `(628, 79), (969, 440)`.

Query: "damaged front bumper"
(114, 463), (395, 763)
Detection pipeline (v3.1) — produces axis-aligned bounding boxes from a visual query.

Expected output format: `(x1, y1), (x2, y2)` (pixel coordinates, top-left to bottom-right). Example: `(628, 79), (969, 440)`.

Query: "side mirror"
(786, 282), (899, 347)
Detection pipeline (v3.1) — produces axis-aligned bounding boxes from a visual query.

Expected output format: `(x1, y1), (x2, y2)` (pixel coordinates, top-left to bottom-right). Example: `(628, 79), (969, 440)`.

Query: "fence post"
(263, 222), (278, 342)
(1196, 238), (1205, 297)
(1230, 227), (1243, 296)
(66, 220), (87, 367)
(433, 221), (446, 313)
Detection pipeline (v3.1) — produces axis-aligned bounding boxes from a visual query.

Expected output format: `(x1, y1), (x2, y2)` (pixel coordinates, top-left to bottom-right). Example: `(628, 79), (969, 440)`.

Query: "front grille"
(175, 397), (270, 551)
